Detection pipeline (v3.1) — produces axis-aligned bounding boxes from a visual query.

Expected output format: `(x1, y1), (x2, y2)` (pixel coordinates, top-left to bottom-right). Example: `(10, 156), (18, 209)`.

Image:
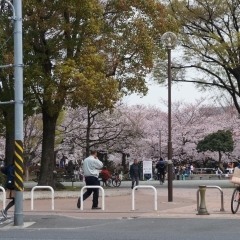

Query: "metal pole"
(159, 130), (161, 157)
(197, 185), (209, 215)
(13, 0), (24, 226)
(167, 48), (173, 202)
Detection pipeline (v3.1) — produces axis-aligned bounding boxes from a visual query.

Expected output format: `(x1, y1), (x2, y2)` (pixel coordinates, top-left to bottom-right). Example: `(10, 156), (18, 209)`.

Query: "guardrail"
(31, 186), (54, 210)
(0, 187), (6, 209)
(132, 185), (157, 211)
(80, 186), (105, 210)
(196, 185), (224, 212)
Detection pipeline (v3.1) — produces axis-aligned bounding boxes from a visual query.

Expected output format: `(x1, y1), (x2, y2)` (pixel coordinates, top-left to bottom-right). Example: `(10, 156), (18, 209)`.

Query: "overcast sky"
(123, 81), (211, 111)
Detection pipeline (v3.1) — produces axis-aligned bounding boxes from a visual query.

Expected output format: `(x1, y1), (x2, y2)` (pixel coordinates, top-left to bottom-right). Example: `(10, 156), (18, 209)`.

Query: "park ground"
(0, 180), (239, 240)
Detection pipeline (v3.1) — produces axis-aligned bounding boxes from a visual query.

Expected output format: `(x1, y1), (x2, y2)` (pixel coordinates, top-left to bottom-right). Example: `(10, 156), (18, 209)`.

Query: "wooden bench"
(53, 172), (76, 186)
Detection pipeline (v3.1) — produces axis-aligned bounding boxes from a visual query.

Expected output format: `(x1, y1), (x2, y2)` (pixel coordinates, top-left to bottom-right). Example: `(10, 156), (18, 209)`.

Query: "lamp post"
(161, 32), (177, 202)
(158, 129), (161, 158)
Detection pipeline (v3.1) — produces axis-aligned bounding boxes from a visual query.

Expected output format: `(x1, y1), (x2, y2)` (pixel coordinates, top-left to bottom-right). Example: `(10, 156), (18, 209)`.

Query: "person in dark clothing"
(1, 163), (15, 218)
(129, 159), (141, 189)
(156, 158), (166, 183)
(67, 160), (74, 174)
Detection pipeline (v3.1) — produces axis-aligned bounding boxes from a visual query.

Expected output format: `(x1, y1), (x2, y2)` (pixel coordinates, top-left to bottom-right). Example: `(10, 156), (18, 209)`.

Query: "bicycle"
(158, 173), (165, 185)
(111, 174), (121, 187)
(231, 186), (240, 214)
(106, 178), (112, 187)
(98, 176), (112, 187)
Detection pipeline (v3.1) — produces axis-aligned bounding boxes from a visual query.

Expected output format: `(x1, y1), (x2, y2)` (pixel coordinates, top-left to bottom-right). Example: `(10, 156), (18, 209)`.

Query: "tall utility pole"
(13, 0), (24, 226)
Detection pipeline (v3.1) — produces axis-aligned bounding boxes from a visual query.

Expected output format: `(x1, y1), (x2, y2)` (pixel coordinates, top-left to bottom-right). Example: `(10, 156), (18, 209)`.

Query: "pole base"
(197, 210), (210, 215)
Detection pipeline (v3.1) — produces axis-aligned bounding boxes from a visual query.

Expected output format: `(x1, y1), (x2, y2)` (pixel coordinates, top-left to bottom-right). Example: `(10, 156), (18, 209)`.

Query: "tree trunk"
(85, 109), (91, 158)
(3, 108), (14, 166)
(122, 153), (126, 170)
(38, 109), (58, 188)
(203, 159), (208, 168)
(24, 166), (29, 181)
(5, 129), (14, 165)
(218, 151), (222, 163)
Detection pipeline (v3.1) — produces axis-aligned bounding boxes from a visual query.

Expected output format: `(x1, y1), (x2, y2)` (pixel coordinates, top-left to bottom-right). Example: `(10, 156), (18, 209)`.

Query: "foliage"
(0, 3), (15, 165)
(20, 0), (171, 187)
(166, 0), (240, 114)
(197, 130), (234, 162)
(57, 104), (144, 159)
(23, 114), (43, 168)
(23, 98), (240, 167)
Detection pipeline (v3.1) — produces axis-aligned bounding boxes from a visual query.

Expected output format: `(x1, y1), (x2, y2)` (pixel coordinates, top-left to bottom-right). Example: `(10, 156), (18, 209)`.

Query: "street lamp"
(158, 129), (162, 158)
(161, 32), (177, 202)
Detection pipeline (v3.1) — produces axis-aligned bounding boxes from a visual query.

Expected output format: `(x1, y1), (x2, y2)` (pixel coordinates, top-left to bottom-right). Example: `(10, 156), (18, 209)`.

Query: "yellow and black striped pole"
(14, 140), (24, 192)
(13, 0), (24, 226)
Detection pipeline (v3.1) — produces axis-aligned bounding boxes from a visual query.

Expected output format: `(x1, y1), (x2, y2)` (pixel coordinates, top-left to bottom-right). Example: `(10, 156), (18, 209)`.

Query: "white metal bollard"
(80, 186), (105, 210)
(132, 185), (157, 211)
(31, 186), (54, 210)
(0, 186), (6, 209)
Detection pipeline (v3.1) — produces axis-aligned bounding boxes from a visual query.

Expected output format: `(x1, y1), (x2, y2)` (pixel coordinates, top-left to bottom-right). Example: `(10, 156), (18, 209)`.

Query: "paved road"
(0, 216), (239, 240)
(24, 179), (234, 189)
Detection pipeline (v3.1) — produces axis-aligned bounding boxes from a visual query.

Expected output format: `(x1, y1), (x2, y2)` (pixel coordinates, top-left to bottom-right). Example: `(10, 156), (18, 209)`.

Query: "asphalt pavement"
(0, 179), (237, 239)
(24, 179), (234, 189)
(0, 216), (239, 240)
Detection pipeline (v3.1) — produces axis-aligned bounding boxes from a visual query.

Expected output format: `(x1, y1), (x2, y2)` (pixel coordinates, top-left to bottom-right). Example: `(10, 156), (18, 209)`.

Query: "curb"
(21, 189), (131, 200)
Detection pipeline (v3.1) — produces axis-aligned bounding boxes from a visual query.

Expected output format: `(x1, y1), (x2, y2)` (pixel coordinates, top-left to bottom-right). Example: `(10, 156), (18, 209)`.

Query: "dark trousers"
(83, 176), (100, 208)
(131, 176), (139, 189)
(158, 171), (165, 182)
(5, 198), (15, 213)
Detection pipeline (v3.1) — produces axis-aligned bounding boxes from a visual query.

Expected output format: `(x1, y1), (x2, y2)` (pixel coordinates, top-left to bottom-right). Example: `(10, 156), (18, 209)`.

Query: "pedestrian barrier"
(132, 185), (157, 211)
(80, 186), (105, 210)
(0, 186), (6, 209)
(196, 185), (224, 212)
(31, 186), (54, 210)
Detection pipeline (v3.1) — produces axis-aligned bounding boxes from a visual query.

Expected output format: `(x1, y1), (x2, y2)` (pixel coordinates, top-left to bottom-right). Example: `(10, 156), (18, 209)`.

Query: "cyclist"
(100, 166), (111, 186)
(156, 157), (166, 183)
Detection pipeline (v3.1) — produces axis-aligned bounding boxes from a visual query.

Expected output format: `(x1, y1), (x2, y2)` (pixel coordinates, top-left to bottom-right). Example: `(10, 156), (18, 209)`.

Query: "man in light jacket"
(77, 150), (103, 209)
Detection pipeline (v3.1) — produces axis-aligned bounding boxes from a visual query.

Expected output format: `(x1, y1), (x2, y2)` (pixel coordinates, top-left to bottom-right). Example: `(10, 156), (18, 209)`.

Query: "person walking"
(130, 159), (141, 189)
(77, 150), (103, 209)
(1, 163), (15, 218)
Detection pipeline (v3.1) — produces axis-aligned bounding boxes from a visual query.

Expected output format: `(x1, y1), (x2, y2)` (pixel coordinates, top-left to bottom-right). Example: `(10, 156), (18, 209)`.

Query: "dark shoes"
(77, 198), (101, 210)
(77, 198), (81, 209)
(1, 209), (7, 219)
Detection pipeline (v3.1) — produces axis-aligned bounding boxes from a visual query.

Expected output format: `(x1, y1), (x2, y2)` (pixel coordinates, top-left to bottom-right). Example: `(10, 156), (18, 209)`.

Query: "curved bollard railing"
(196, 185), (224, 212)
(80, 186), (105, 210)
(31, 186), (54, 210)
(0, 186), (6, 209)
(132, 185), (157, 211)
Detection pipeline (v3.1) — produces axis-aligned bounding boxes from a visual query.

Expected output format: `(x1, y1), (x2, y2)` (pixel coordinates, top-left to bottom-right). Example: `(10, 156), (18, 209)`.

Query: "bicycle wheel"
(112, 179), (121, 187)
(159, 174), (164, 185)
(106, 178), (112, 187)
(231, 187), (240, 214)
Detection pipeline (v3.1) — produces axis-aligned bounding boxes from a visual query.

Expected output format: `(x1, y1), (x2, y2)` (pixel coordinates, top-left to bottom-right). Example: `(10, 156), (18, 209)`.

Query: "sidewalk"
(5, 187), (239, 220)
